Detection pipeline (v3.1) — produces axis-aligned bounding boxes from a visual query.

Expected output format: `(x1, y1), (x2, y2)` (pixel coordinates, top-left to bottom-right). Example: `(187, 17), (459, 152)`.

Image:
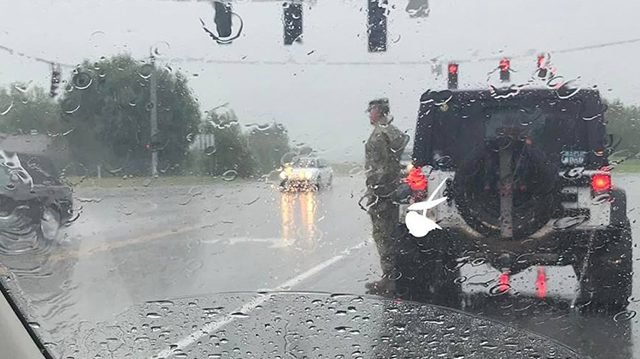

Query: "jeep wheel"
(574, 224), (633, 313)
(394, 226), (462, 308)
(454, 141), (560, 238)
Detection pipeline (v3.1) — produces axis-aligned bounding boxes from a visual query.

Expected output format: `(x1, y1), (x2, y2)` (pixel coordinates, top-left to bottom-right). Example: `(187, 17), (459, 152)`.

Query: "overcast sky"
(1, 0), (640, 160)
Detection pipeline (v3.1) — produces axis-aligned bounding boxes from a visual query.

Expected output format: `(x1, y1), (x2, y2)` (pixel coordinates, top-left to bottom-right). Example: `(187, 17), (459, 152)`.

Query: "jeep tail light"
(591, 173), (611, 193)
(405, 167), (427, 192)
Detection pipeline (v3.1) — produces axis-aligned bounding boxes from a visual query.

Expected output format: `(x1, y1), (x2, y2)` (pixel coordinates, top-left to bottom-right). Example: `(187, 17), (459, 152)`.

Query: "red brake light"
(535, 266), (547, 299)
(448, 63), (458, 75)
(591, 173), (611, 192)
(499, 58), (510, 71)
(537, 54), (545, 68)
(405, 167), (427, 191)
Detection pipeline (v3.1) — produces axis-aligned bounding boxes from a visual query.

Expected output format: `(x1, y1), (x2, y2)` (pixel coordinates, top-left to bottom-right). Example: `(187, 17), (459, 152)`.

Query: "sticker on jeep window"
(405, 178), (448, 237)
(560, 150), (587, 166)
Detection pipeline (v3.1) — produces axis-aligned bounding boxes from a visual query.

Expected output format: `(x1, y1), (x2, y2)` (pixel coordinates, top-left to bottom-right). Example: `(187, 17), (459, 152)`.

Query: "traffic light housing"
(537, 54), (548, 78)
(283, 2), (303, 45)
(499, 58), (510, 82)
(214, 1), (233, 38)
(447, 63), (458, 89)
(50, 64), (61, 97)
(367, 0), (387, 52)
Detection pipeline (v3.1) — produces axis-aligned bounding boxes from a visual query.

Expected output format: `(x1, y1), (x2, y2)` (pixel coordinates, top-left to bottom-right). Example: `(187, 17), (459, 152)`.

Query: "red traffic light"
(499, 58), (510, 71)
(448, 63), (459, 75)
(537, 54), (545, 68)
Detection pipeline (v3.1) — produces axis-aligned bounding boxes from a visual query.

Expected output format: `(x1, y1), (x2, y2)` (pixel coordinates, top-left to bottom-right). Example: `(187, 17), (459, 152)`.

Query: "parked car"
(0, 151), (73, 240)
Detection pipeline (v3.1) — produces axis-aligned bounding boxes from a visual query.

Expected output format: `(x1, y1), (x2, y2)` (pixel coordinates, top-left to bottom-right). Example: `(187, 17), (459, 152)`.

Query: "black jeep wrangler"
(394, 87), (632, 312)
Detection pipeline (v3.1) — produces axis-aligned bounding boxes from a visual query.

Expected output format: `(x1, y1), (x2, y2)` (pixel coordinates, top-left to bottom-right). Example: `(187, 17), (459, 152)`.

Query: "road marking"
(151, 239), (370, 359)
(50, 224), (209, 262)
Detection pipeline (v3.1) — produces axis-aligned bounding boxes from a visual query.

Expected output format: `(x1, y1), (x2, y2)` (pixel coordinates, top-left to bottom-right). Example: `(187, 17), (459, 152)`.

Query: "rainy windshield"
(0, 1), (640, 359)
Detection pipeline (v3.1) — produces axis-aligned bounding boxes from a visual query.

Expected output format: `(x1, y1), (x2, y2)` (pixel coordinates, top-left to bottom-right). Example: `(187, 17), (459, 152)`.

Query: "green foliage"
(604, 99), (640, 155)
(198, 107), (256, 177)
(0, 84), (63, 134)
(246, 122), (290, 174)
(59, 54), (200, 175)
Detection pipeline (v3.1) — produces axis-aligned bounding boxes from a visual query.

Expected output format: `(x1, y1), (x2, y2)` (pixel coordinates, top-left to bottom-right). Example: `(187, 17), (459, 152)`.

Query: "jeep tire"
(574, 223), (632, 313)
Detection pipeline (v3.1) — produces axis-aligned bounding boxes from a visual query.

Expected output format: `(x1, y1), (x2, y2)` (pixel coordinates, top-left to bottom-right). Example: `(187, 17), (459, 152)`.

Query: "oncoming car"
(279, 157), (333, 191)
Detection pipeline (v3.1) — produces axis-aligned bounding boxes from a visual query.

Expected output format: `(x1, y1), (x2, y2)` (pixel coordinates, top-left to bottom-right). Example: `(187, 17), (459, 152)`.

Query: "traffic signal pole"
(149, 48), (159, 177)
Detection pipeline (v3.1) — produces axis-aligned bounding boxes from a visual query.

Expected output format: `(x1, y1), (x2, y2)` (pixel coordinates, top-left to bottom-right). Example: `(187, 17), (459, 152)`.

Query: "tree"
(247, 122), (290, 174)
(58, 54), (200, 175)
(604, 99), (640, 155)
(202, 106), (256, 177)
(0, 84), (63, 134)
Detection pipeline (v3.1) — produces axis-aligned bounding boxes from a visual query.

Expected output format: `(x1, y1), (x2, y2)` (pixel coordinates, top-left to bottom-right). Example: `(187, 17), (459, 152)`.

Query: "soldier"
(363, 98), (410, 295)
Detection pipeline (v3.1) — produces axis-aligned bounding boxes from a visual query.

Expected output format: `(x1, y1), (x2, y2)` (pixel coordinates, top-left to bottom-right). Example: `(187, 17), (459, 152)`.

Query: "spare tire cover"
(453, 140), (560, 238)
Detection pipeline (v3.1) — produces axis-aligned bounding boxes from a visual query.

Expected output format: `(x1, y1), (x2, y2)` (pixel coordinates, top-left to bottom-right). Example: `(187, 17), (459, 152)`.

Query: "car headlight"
(279, 171), (287, 180)
(304, 170), (314, 180)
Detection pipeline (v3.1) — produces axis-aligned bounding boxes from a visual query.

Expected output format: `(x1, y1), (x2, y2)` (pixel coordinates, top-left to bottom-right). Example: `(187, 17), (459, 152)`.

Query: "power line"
(2, 37), (640, 68)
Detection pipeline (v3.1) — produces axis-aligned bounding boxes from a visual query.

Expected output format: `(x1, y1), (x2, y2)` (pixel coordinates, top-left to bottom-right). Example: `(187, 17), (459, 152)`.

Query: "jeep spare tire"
(453, 141), (560, 238)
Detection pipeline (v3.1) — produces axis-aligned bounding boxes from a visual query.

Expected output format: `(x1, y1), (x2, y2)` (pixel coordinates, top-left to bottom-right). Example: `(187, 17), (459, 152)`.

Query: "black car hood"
(52, 291), (585, 359)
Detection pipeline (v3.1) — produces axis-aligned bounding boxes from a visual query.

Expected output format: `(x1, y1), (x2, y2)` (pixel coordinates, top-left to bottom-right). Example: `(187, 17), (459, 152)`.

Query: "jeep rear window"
(420, 99), (601, 168)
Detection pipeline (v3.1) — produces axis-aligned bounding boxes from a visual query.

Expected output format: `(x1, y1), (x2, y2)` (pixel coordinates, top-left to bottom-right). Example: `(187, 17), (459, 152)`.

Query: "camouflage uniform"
(365, 116), (409, 278)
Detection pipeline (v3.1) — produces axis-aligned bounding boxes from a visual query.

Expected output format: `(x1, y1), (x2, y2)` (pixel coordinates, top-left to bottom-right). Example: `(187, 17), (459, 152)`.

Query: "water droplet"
(0, 100), (14, 116)
(153, 41), (171, 58)
(72, 72), (93, 90)
(453, 276), (467, 284)
(146, 312), (161, 319)
(61, 99), (80, 114)
(143, 178), (153, 187)
(613, 310), (636, 322)
(334, 326), (349, 333)
(222, 170), (238, 181)
(205, 145), (217, 156)
(28, 322), (40, 329)
(230, 311), (249, 318)
(138, 64), (154, 79)
(488, 283), (510, 296)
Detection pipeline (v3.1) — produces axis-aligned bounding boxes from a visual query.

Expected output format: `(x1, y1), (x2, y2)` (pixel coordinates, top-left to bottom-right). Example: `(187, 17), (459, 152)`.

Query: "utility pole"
(149, 48), (159, 177)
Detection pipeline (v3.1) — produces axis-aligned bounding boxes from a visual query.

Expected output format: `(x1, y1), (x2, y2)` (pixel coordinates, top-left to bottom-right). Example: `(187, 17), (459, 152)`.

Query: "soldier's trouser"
(368, 199), (398, 277)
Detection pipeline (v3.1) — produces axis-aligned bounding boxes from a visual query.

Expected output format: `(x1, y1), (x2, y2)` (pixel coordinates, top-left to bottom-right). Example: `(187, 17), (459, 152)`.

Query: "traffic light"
(50, 63), (61, 97)
(283, 2), (303, 45)
(447, 63), (458, 89)
(367, 0), (387, 52)
(214, 1), (233, 38)
(499, 58), (510, 82)
(200, 1), (243, 44)
(536, 53), (548, 78)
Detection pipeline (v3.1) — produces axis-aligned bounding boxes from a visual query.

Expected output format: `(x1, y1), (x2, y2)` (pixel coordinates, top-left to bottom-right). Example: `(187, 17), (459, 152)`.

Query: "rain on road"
(4, 174), (640, 359)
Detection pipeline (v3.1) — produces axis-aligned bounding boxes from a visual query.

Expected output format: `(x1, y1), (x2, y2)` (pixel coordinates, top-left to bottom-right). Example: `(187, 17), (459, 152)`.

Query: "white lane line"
(152, 239), (370, 359)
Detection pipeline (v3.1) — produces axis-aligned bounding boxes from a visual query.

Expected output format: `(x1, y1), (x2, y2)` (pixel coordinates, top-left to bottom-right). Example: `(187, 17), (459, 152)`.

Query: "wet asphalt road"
(6, 174), (640, 358)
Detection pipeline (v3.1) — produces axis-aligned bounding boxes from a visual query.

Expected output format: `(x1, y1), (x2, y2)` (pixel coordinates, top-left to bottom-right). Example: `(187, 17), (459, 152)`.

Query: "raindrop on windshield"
(0, 100), (13, 116)
(61, 99), (81, 114)
(138, 64), (154, 79)
(204, 145), (217, 156)
(613, 310), (637, 322)
(72, 71), (93, 90)
(222, 170), (238, 181)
